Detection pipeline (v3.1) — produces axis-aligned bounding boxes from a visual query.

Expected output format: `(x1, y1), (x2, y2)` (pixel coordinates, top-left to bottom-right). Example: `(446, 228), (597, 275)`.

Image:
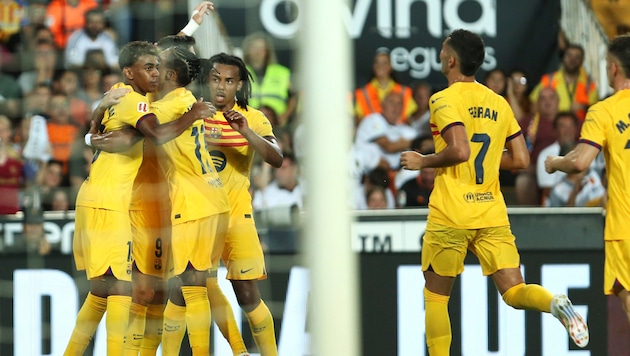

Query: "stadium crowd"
(0, 0), (615, 224)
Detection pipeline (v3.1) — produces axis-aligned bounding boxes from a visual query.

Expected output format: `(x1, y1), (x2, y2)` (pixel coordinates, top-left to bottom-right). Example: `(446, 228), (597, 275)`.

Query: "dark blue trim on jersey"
(506, 130), (522, 142)
(578, 138), (602, 151)
(136, 113), (157, 129)
(440, 122), (464, 135)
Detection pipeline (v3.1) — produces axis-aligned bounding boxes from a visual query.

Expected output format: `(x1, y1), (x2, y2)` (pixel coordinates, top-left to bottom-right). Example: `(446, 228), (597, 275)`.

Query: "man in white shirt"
(536, 111), (579, 203)
(64, 8), (118, 69)
(253, 152), (304, 211)
(354, 92), (417, 170)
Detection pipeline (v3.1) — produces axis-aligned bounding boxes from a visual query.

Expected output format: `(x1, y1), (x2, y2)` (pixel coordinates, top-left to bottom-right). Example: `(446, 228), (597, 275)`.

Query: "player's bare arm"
(545, 142), (599, 174)
(224, 109), (283, 168)
(402, 124), (469, 170)
(138, 98), (216, 145)
(500, 133), (529, 170)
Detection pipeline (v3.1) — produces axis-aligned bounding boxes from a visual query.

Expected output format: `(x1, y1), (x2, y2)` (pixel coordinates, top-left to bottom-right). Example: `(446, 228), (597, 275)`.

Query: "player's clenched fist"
(400, 150), (424, 170)
(223, 110), (249, 132)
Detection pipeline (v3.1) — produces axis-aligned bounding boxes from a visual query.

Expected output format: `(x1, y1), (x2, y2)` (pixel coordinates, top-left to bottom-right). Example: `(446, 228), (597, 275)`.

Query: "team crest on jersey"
(208, 126), (222, 139)
(154, 258), (162, 270)
(137, 102), (149, 113)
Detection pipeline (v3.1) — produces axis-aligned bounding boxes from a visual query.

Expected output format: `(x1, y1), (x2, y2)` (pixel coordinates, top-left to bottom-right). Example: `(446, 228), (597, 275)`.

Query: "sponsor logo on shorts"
(240, 268), (254, 274)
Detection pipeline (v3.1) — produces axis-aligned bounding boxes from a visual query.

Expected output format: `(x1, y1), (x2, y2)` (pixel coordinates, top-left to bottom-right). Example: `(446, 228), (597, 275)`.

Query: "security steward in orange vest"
(529, 44), (598, 122)
(354, 48), (416, 124)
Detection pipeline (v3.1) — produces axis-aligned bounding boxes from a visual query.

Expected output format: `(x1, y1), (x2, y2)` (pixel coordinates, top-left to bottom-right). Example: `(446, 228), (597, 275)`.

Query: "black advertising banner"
(218, 0), (561, 90)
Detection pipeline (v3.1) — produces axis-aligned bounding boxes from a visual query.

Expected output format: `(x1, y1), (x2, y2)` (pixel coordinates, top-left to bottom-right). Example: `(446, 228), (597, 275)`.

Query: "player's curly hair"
(201, 53), (253, 110)
(118, 41), (158, 69)
(162, 47), (201, 87)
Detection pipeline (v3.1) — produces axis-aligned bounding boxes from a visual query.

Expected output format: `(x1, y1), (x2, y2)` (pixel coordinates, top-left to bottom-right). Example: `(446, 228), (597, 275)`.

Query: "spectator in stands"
(17, 39), (59, 95)
(406, 81), (432, 137)
(546, 168), (606, 207)
(46, 94), (79, 172)
(0, 50), (22, 121)
(0, 114), (21, 159)
(35, 159), (67, 211)
(49, 186), (71, 211)
(366, 185), (389, 209)
(354, 91), (416, 172)
(506, 68), (533, 121)
(483, 68), (507, 96)
(253, 152), (304, 211)
(53, 69), (90, 127)
(77, 61), (104, 108)
(529, 43), (598, 121)
(536, 111), (580, 204)
(64, 7), (118, 70)
(354, 166), (395, 210)
(515, 87), (560, 205)
(45, 0), (98, 49)
(0, 116), (23, 214)
(242, 31), (297, 127)
(22, 82), (52, 119)
(0, 0), (26, 48)
(354, 47), (416, 123)
(5, 1), (49, 56)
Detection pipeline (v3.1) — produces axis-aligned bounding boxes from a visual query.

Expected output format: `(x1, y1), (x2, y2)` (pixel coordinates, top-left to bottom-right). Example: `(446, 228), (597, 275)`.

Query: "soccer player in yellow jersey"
(400, 29), (589, 355)
(546, 34), (630, 326)
(201, 53), (283, 356)
(64, 41), (159, 356)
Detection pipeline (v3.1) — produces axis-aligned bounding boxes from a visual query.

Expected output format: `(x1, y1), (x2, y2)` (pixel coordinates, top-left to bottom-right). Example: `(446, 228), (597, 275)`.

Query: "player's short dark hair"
(202, 53), (253, 110)
(161, 47), (201, 87)
(156, 35), (196, 52)
(609, 34), (630, 77)
(118, 41), (158, 69)
(446, 29), (485, 76)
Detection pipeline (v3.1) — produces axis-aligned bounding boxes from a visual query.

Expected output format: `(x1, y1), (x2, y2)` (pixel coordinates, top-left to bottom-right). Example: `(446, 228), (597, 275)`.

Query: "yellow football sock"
(182, 286), (211, 356)
(206, 277), (248, 355)
(63, 293), (107, 356)
(124, 302), (147, 355)
(502, 283), (554, 312)
(161, 300), (186, 356)
(106, 295), (132, 356)
(140, 303), (164, 355)
(424, 288), (451, 356)
(245, 300), (277, 356)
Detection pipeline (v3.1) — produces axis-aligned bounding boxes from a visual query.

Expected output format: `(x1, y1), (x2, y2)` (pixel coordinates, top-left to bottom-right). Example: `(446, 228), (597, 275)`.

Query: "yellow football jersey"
(76, 82), (148, 212)
(428, 82), (521, 229)
(130, 140), (169, 211)
(580, 89), (630, 240)
(204, 105), (275, 218)
(151, 87), (229, 224)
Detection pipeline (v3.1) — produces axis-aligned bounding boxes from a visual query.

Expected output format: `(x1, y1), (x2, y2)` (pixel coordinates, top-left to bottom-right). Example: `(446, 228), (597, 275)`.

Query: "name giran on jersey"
(468, 106), (498, 121)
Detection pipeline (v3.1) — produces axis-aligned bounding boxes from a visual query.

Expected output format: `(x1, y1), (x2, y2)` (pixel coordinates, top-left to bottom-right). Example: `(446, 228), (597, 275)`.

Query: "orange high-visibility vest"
(354, 79), (416, 123)
(533, 68), (598, 121)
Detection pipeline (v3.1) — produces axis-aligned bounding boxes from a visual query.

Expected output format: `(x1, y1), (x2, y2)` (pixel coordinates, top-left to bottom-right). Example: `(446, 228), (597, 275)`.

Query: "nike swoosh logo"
(431, 97), (443, 104)
(240, 268), (254, 274)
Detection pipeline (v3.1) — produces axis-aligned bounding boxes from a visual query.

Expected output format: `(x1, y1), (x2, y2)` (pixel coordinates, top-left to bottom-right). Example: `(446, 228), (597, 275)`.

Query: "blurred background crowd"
(0, 0), (626, 253)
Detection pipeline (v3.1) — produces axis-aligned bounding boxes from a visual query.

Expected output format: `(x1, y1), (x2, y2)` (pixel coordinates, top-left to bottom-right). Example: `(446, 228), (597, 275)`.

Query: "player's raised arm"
(177, 1), (215, 37)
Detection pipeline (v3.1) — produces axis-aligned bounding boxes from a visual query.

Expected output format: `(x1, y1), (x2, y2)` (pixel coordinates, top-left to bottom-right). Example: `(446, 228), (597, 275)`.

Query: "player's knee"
(501, 283), (524, 309)
(133, 286), (156, 305)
